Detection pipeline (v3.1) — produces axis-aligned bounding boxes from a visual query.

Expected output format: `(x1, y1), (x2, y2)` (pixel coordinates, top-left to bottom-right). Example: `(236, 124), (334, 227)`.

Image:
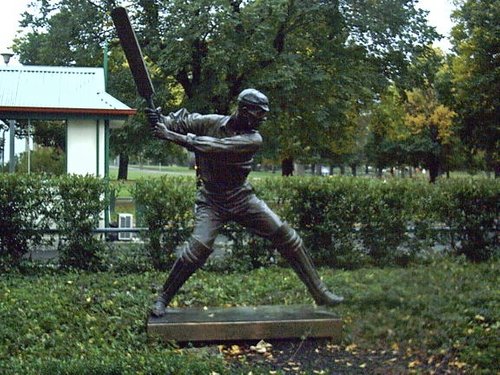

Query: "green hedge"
(132, 176), (499, 269)
(1, 174), (498, 271)
(132, 176), (196, 271)
(0, 174), (107, 270)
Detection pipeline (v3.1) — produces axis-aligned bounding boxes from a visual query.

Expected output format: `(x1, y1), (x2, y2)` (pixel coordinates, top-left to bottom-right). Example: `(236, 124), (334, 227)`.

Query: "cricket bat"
(111, 6), (155, 109)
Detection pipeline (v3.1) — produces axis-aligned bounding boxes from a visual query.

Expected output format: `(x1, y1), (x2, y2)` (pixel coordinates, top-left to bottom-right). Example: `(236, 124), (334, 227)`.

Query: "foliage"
(335, 259), (499, 373)
(16, 147), (65, 175)
(0, 174), (108, 270)
(430, 178), (499, 262)
(403, 87), (457, 182)
(0, 174), (54, 269)
(14, 0), (438, 175)
(450, 0), (500, 176)
(0, 270), (227, 375)
(30, 120), (66, 152)
(364, 87), (408, 175)
(128, 176), (498, 270)
(2, 174), (497, 271)
(364, 49), (462, 183)
(131, 176), (197, 270)
(54, 175), (108, 269)
(0, 259), (498, 373)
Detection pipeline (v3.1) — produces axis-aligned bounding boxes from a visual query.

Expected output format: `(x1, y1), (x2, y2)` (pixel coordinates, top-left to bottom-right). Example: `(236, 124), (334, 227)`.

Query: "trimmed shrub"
(432, 179), (499, 261)
(0, 174), (108, 270)
(1, 174), (497, 270)
(0, 174), (54, 269)
(132, 176), (196, 270)
(53, 175), (108, 269)
(131, 176), (498, 269)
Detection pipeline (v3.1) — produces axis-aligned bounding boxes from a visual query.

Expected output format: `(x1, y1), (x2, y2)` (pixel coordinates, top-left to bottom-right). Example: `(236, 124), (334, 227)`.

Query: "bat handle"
(145, 96), (160, 129)
(146, 96), (155, 110)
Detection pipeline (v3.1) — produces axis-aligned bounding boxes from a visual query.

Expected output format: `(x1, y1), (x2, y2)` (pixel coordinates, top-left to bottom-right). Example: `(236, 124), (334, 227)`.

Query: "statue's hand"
(152, 122), (170, 140)
(145, 107), (162, 127)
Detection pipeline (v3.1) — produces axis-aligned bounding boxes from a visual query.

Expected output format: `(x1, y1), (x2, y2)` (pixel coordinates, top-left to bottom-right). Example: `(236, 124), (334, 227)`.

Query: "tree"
(404, 88), (457, 182)
(14, 0), (438, 177)
(364, 87), (408, 176)
(450, 0), (499, 177)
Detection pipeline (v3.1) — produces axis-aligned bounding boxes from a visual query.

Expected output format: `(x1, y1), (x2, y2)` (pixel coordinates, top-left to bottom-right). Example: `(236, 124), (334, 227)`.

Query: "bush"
(1, 174), (498, 271)
(432, 179), (499, 261)
(0, 174), (108, 270)
(0, 174), (54, 269)
(54, 175), (108, 270)
(129, 176), (498, 269)
(16, 147), (65, 175)
(132, 176), (196, 270)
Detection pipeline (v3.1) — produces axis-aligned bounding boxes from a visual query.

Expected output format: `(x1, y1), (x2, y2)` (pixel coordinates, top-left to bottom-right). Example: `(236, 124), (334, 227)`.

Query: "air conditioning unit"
(118, 213), (133, 241)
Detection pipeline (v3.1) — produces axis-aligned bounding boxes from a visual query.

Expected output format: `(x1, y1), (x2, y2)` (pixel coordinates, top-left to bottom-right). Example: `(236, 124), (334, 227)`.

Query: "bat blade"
(111, 6), (155, 108)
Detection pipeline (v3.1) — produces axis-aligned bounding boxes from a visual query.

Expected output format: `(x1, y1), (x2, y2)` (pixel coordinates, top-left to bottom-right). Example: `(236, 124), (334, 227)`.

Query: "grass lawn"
(0, 257), (498, 374)
(108, 165), (281, 198)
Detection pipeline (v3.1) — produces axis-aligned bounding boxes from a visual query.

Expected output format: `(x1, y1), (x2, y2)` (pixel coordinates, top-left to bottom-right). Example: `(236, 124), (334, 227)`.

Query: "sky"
(1, 0), (456, 66)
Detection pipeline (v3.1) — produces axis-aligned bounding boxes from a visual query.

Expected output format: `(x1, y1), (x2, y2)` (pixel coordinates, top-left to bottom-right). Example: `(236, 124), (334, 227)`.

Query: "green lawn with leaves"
(108, 165), (279, 198)
(0, 257), (498, 374)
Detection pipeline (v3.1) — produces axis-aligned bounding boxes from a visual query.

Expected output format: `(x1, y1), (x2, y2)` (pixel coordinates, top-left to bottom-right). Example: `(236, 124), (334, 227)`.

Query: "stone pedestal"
(147, 305), (342, 342)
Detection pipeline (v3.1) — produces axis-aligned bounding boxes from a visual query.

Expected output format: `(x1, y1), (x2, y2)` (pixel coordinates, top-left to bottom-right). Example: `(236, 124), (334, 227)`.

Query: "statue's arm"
(186, 132), (262, 154)
(158, 108), (207, 135)
(153, 125), (262, 154)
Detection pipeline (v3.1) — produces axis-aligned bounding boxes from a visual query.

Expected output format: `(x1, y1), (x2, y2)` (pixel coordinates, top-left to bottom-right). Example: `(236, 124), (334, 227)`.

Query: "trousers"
(190, 182), (283, 250)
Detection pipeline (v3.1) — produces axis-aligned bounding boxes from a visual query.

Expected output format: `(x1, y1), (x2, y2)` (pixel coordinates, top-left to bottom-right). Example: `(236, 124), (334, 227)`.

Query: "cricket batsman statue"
(145, 89), (343, 317)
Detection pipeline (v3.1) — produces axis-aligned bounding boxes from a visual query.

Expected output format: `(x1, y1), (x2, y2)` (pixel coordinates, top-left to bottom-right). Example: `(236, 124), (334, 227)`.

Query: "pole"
(103, 44), (110, 228)
(9, 120), (15, 173)
(27, 119), (31, 174)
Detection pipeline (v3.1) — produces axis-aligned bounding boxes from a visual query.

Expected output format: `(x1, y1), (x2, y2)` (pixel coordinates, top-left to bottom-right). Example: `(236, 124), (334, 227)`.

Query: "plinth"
(147, 305), (342, 342)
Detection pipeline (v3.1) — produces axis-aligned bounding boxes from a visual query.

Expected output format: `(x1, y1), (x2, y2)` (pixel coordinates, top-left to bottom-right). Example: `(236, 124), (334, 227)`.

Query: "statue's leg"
(152, 199), (222, 317)
(233, 193), (343, 306)
(271, 223), (344, 306)
(151, 237), (213, 317)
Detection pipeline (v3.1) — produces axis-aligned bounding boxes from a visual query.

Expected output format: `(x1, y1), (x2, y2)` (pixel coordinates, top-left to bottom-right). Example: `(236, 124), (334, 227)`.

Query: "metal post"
(0, 127), (6, 172)
(104, 120), (110, 228)
(9, 120), (15, 173)
(26, 119), (31, 174)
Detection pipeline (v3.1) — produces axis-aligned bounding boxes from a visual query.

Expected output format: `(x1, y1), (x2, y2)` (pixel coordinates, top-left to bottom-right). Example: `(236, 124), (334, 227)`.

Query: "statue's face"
(239, 104), (268, 129)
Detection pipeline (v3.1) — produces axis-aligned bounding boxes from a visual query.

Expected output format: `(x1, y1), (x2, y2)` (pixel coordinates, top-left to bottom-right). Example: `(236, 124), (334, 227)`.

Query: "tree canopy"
(14, 0), (439, 176)
(450, 0), (499, 176)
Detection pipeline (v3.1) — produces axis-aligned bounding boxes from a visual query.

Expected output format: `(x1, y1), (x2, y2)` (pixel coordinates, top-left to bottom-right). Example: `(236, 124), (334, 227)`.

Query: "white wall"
(66, 119), (105, 177)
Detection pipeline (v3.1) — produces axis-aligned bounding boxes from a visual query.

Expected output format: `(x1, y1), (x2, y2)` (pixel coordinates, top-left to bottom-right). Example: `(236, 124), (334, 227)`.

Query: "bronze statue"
(145, 89), (343, 317)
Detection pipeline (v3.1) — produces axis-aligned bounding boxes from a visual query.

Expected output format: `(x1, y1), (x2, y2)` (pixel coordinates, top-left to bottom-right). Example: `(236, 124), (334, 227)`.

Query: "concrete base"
(147, 305), (342, 343)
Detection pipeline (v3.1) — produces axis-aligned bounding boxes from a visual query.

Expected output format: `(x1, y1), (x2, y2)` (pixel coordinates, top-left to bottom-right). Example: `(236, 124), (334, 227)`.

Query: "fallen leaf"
(474, 314), (485, 322)
(345, 343), (357, 352)
(451, 360), (467, 369)
(228, 345), (242, 356)
(250, 340), (272, 354)
(408, 360), (421, 368)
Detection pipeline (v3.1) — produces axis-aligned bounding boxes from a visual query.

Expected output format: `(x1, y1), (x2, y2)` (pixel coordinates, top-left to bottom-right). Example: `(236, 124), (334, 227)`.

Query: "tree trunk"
(339, 165), (345, 175)
(350, 164), (357, 177)
(282, 157), (294, 176)
(427, 157), (440, 184)
(315, 164), (322, 175)
(118, 152), (129, 180)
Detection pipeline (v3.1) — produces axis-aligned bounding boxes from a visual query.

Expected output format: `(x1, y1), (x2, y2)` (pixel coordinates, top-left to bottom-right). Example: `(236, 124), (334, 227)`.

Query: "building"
(0, 64), (136, 175)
